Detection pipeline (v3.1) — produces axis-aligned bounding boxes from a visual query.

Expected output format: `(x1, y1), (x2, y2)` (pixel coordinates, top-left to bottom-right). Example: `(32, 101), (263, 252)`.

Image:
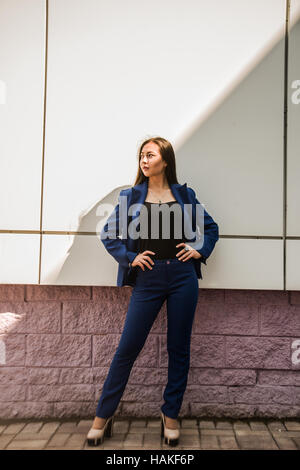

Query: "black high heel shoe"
(86, 415), (115, 446)
(160, 411), (180, 446)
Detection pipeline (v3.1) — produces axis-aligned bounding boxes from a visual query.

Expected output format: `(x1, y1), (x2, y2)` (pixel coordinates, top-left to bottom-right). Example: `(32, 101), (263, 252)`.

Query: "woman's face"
(140, 142), (167, 178)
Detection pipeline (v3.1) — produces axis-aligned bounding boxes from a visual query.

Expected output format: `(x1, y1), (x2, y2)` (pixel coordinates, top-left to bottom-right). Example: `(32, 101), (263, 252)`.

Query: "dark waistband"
(149, 257), (194, 265)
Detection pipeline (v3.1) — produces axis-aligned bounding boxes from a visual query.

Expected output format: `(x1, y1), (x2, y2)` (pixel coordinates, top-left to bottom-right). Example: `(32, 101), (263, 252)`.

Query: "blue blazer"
(100, 180), (219, 287)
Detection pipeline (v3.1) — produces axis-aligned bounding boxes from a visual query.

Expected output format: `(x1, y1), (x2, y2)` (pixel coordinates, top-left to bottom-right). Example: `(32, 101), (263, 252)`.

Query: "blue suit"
(100, 179), (219, 286)
(96, 180), (220, 420)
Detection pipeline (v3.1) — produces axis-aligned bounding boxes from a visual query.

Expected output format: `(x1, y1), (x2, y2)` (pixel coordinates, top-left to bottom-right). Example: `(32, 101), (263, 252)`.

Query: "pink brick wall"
(0, 284), (299, 420)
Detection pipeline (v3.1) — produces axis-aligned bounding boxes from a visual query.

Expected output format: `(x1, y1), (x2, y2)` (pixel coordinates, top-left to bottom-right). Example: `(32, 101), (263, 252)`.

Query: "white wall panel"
(40, 234), (116, 286)
(287, 1), (300, 236)
(43, 0), (286, 237)
(0, 0), (45, 230)
(0, 234), (40, 284)
(286, 240), (300, 290)
(201, 239), (283, 290)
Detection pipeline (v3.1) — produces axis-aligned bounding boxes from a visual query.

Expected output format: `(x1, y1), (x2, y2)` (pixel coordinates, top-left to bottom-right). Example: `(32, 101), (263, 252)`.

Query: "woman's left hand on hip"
(175, 243), (202, 261)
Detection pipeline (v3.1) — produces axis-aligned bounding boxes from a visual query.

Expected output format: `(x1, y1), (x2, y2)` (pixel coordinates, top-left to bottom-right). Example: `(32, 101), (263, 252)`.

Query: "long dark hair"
(133, 136), (179, 186)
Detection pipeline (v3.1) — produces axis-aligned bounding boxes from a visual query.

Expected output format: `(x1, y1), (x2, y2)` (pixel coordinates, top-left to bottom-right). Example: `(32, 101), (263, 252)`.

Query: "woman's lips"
(143, 167), (149, 170)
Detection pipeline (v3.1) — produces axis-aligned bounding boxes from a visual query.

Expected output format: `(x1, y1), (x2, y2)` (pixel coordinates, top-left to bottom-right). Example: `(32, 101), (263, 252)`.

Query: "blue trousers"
(95, 257), (199, 419)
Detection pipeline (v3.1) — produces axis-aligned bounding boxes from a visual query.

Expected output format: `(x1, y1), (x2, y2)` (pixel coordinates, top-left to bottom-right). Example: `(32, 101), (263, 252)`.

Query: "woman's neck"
(147, 176), (169, 191)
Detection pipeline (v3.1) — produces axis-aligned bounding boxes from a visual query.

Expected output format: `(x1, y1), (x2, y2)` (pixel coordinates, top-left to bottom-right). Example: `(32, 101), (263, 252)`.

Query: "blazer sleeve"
(100, 189), (138, 268)
(188, 187), (219, 265)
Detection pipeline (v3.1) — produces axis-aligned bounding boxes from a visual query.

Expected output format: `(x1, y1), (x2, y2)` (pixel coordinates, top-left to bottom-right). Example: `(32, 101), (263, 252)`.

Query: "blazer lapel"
(130, 179), (189, 210)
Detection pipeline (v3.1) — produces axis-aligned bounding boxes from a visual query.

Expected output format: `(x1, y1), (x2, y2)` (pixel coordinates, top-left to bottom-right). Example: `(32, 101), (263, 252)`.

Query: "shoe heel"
(160, 412), (179, 447)
(86, 415), (114, 446)
(104, 415), (114, 438)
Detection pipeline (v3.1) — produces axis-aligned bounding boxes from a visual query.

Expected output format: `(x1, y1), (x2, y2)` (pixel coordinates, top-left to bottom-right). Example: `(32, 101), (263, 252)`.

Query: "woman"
(87, 137), (219, 447)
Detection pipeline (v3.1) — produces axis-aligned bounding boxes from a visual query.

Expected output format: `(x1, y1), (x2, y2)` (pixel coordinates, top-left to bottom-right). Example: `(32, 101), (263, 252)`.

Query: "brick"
(26, 334), (91, 367)
(0, 301), (61, 333)
(0, 334), (25, 366)
(0, 385), (26, 402)
(259, 370), (300, 386)
(0, 285), (24, 301)
(189, 368), (256, 386)
(261, 305), (300, 335)
(194, 303), (259, 335)
(28, 368), (60, 384)
(229, 385), (295, 405)
(185, 385), (228, 402)
(226, 337), (291, 369)
(26, 285), (91, 301)
(28, 384), (93, 402)
(225, 290), (288, 305)
(62, 301), (128, 334)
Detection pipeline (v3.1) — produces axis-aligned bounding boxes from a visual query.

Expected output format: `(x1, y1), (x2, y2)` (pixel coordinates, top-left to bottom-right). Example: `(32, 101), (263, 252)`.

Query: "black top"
(138, 201), (187, 259)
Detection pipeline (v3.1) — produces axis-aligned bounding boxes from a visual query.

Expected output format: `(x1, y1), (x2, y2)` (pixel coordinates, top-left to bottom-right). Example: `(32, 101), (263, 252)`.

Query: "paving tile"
(56, 422), (79, 433)
(0, 425), (8, 434)
(267, 421), (286, 432)
(284, 421), (300, 431)
(13, 432), (51, 442)
(235, 433), (278, 450)
(130, 420), (147, 427)
(2, 423), (27, 434)
(180, 428), (200, 435)
(219, 436), (239, 450)
(20, 422), (44, 433)
(143, 434), (162, 448)
(0, 435), (15, 450)
(181, 419), (198, 428)
(198, 420), (215, 429)
(215, 420), (233, 429)
(293, 437), (300, 449)
(113, 421), (130, 433)
(233, 421), (251, 431)
(200, 435), (220, 450)
(177, 434), (200, 448)
(249, 420), (269, 431)
(0, 418), (296, 450)
(123, 434), (143, 447)
(46, 433), (70, 447)
(147, 419), (161, 428)
(37, 422), (61, 437)
(201, 429), (235, 436)
(6, 439), (48, 450)
(272, 437), (298, 450)
(65, 433), (89, 447)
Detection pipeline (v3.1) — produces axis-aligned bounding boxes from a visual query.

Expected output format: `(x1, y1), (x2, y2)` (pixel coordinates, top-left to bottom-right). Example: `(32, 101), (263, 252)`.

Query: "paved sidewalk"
(0, 417), (300, 450)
